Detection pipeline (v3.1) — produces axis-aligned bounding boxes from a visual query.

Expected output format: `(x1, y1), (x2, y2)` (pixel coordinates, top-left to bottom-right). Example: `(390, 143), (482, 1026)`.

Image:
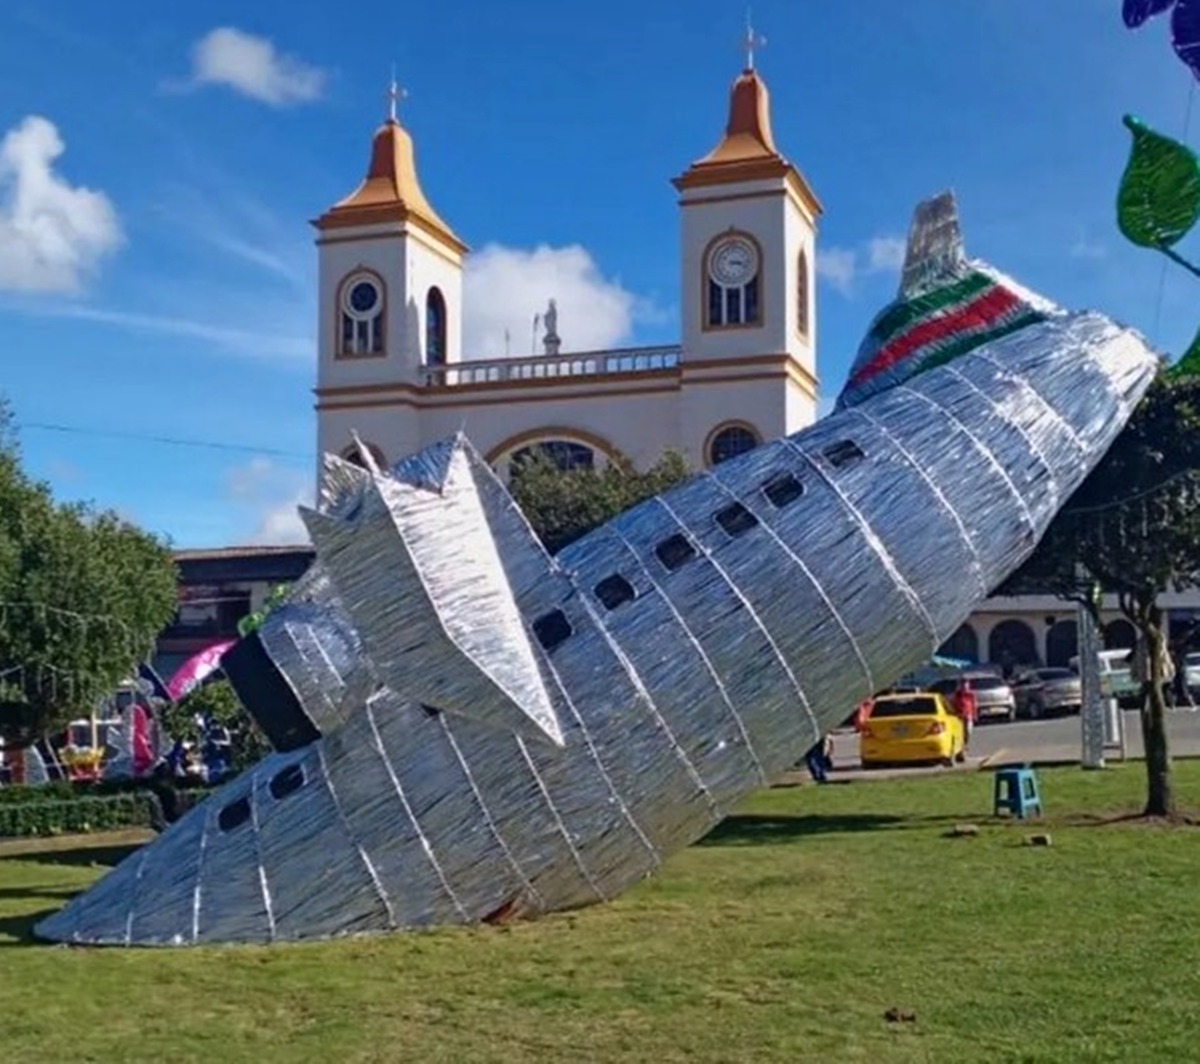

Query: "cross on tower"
(386, 72), (407, 122)
(743, 12), (766, 71)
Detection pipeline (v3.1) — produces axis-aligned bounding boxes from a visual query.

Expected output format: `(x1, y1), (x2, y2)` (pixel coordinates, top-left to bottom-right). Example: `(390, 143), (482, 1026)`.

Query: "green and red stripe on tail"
(837, 192), (1051, 409)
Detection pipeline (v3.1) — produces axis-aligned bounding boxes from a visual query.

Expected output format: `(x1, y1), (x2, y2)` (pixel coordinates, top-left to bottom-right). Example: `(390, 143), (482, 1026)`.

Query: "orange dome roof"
(315, 118), (466, 253)
(674, 68), (821, 217)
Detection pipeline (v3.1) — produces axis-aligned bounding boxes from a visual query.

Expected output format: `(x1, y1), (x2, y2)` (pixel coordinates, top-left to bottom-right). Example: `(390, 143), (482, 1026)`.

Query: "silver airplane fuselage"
(36, 310), (1156, 946)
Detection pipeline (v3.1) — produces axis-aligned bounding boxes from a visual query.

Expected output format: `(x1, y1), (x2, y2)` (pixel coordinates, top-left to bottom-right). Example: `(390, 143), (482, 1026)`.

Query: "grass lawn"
(2, 763), (1199, 1063)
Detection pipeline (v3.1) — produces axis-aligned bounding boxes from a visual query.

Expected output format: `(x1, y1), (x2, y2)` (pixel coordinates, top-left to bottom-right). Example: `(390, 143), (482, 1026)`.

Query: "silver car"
(931, 673), (1017, 723)
(1013, 667), (1082, 719)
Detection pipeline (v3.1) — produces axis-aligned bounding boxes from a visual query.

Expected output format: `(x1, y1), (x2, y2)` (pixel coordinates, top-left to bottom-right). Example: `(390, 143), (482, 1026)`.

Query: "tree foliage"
(162, 678), (270, 774)
(1001, 373), (1200, 814)
(509, 449), (692, 554)
(0, 401), (178, 748)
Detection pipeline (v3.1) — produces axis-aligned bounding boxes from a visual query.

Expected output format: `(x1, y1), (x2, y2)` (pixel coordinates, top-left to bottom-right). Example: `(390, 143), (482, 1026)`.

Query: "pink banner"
(166, 640), (236, 702)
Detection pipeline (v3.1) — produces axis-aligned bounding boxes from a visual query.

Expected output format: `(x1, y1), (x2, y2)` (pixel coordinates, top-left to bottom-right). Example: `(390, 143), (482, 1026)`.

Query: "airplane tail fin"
(835, 191), (1052, 410)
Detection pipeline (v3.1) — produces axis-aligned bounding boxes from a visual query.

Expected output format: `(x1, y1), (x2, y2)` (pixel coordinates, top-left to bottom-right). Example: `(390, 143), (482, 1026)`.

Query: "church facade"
(313, 64), (821, 478)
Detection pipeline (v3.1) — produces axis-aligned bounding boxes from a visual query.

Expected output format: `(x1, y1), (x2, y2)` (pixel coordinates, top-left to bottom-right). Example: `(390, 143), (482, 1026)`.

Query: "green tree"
(509, 449), (691, 554)
(0, 402), (178, 751)
(162, 678), (270, 774)
(1001, 373), (1200, 816)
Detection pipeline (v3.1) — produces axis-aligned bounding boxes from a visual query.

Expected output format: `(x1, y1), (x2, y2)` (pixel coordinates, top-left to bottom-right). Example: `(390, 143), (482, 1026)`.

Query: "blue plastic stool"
(993, 765), (1043, 819)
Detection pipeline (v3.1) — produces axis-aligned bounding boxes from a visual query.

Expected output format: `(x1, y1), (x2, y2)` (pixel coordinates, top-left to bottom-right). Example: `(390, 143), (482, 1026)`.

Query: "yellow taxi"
(859, 691), (965, 768)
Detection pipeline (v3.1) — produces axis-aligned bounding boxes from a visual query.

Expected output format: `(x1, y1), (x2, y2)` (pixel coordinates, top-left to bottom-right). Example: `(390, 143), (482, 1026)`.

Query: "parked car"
(859, 692), (965, 768)
(1185, 652), (1200, 699)
(1070, 649), (1141, 708)
(1012, 667), (1082, 719)
(930, 672), (1018, 723)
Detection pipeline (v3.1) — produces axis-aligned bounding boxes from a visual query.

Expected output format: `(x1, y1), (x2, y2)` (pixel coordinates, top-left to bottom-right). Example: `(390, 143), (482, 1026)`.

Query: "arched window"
(1104, 619), (1137, 652)
(338, 272), (384, 357)
(708, 423), (760, 466)
(1046, 620), (1079, 668)
(705, 233), (761, 328)
(426, 287), (447, 366)
(938, 623), (979, 664)
(510, 440), (595, 473)
(987, 619), (1039, 675)
(797, 249), (810, 338)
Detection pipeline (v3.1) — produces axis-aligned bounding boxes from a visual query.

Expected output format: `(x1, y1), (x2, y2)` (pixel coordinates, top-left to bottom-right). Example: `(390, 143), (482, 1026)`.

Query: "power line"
(1063, 468), (1200, 516)
(19, 420), (311, 460)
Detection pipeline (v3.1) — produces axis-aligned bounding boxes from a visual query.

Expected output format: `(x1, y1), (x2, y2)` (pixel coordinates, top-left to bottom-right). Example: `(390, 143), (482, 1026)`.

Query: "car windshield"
(1037, 669), (1074, 681)
(968, 676), (1007, 691)
(1186, 653), (1200, 666)
(870, 697), (938, 718)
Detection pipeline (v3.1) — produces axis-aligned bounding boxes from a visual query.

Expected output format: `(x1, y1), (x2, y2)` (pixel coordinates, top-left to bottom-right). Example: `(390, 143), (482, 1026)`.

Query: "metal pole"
(1078, 574), (1106, 769)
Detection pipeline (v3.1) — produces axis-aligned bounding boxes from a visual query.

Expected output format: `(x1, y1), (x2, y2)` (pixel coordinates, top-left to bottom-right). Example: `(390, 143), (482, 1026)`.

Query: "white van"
(1069, 649), (1140, 707)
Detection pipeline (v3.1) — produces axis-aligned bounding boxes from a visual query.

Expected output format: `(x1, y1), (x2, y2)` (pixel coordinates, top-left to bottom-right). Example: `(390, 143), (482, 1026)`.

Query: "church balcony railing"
(423, 345), (682, 387)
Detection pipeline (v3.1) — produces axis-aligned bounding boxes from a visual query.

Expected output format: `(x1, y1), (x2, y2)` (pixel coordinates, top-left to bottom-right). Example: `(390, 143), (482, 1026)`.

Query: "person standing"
(951, 678), (978, 747)
(853, 698), (873, 734)
(804, 736), (830, 783)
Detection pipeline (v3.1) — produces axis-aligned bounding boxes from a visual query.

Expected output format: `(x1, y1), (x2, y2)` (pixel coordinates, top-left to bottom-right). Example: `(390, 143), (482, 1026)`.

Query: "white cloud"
(867, 236), (906, 273)
(817, 247), (858, 295)
(463, 243), (648, 359)
(189, 28), (325, 106)
(49, 304), (310, 361)
(0, 116), (121, 293)
(226, 456), (311, 544)
(819, 234), (906, 297)
(1070, 236), (1107, 260)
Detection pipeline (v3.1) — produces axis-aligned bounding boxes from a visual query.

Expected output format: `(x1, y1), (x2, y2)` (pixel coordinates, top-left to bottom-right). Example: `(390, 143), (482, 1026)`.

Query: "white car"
(1185, 652), (1200, 698)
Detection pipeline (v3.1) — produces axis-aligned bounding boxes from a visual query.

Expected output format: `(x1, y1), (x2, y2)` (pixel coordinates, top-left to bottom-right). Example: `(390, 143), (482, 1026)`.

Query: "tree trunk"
(1135, 602), (1175, 817)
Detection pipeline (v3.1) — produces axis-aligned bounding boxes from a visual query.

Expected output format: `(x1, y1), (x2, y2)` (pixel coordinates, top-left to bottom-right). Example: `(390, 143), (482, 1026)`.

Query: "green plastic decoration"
(1117, 115), (1200, 251)
(1169, 326), (1200, 377)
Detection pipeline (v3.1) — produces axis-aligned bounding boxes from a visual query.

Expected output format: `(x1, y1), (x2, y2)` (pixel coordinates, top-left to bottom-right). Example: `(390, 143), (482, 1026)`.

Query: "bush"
(0, 792), (161, 838)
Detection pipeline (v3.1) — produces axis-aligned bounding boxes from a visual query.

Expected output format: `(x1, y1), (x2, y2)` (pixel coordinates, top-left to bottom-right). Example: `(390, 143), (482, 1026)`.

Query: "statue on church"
(542, 298), (561, 357)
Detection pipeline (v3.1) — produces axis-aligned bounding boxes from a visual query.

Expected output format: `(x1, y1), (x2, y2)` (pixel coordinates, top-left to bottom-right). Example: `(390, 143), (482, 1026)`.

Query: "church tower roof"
(673, 66), (822, 218)
(314, 86), (467, 254)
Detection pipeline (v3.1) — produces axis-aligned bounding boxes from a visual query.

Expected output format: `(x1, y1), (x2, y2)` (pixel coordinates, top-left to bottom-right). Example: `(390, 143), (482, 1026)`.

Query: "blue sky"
(0, 0), (1196, 547)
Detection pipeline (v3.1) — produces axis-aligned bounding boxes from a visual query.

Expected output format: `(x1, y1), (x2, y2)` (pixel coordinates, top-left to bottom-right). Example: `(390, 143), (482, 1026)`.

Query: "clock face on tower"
(708, 236), (759, 287)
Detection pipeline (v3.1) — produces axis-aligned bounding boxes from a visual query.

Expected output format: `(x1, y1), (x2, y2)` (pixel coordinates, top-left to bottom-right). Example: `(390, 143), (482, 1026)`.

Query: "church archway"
(1045, 620), (1079, 668)
(988, 619), (1038, 675)
(510, 440), (596, 473)
(486, 426), (626, 474)
(938, 623), (979, 664)
(1104, 618), (1137, 652)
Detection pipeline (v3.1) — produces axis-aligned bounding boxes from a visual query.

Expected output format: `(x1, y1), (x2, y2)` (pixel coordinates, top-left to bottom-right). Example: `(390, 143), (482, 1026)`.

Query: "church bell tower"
(313, 84), (467, 462)
(673, 55), (822, 376)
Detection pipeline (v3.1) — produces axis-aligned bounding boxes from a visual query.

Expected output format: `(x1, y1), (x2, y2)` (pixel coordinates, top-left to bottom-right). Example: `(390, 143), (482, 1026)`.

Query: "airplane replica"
(38, 194), (1159, 946)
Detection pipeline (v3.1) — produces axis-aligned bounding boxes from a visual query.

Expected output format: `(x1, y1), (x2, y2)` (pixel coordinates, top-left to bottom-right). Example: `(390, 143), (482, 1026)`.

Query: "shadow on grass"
(0, 843), (142, 870)
(0, 907), (59, 948)
(1061, 811), (1200, 829)
(699, 812), (906, 846)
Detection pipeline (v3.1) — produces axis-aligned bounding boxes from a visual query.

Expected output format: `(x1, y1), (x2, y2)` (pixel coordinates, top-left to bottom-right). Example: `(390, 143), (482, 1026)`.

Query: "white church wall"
(317, 231), (410, 390)
(680, 181), (809, 363)
(419, 389), (684, 472)
(680, 377), (789, 467)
